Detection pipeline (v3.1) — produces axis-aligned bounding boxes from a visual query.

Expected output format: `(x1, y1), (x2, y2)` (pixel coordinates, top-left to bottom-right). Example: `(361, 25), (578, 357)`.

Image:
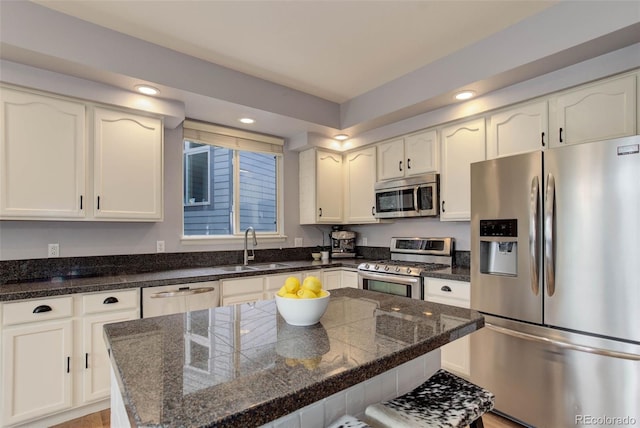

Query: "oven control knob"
(364, 263), (370, 269)
(406, 268), (412, 274)
(374, 264), (379, 270)
(395, 266), (400, 272)
(384, 266), (390, 271)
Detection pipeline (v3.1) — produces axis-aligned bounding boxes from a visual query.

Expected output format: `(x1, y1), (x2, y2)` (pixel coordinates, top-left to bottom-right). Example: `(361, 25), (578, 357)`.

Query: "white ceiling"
(32, 0), (556, 104)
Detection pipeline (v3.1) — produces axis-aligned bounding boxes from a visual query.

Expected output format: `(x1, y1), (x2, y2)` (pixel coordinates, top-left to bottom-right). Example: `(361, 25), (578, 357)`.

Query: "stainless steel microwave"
(374, 174), (439, 218)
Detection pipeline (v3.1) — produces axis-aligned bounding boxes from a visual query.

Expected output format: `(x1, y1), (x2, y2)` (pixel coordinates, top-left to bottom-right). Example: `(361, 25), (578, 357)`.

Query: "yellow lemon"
(284, 276), (301, 293)
(317, 290), (329, 298)
(283, 293), (299, 299)
(296, 288), (317, 299)
(276, 286), (287, 297)
(302, 276), (322, 294)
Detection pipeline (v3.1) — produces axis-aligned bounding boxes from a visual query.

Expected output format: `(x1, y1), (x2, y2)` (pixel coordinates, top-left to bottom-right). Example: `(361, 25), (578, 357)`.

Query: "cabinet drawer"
(221, 277), (264, 296)
(2, 296), (73, 326)
(82, 289), (139, 314)
(424, 278), (470, 307)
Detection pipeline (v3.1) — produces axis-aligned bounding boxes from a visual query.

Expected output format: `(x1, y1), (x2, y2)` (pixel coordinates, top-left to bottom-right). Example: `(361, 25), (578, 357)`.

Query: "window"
(182, 120), (284, 238)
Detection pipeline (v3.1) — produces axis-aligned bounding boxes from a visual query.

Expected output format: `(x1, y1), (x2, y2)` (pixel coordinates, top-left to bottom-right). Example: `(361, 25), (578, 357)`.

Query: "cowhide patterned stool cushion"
(364, 369), (495, 428)
(326, 414), (372, 428)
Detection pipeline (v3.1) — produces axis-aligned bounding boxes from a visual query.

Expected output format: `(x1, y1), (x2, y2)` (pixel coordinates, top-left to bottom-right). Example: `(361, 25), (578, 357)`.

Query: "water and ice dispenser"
(479, 219), (518, 276)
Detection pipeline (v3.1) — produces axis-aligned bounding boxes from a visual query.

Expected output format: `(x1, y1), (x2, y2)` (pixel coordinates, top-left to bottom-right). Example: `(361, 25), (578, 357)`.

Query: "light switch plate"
(294, 237), (303, 247)
(156, 240), (165, 253)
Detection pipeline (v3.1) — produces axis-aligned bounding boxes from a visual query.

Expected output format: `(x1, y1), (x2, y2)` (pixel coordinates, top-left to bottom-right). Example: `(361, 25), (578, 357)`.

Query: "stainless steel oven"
(358, 237), (454, 300)
(374, 174), (439, 218)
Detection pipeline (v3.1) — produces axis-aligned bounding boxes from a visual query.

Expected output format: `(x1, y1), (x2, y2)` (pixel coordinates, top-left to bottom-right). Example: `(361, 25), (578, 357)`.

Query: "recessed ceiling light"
(239, 117), (255, 124)
(455, 90), (475, 101)
(135, 85), (159, 96)
(334, 134), (349, 141)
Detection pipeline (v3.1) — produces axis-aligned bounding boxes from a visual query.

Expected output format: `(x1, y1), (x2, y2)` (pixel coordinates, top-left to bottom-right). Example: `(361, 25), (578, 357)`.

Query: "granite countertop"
(0, 259), (470, 302)
(104, 288), (484, 428)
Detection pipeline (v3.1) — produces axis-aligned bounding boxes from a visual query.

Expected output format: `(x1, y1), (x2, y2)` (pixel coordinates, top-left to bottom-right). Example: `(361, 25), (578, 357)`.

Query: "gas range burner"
(357, 237), (454, 277)
(357, 260), (450, 277)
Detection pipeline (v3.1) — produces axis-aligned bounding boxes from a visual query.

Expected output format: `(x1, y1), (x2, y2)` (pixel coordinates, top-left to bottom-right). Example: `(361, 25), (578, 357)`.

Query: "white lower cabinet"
(341, 269), (359, 288)
(0, 290), (140, 427)
(322, 268), (358, 291)
(221, 270), (325, 305)
(424, 278), (471, 378)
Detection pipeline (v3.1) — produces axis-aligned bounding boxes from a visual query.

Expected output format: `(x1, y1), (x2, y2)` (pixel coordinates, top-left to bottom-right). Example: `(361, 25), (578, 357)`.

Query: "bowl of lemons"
(275, 276), (330, 326)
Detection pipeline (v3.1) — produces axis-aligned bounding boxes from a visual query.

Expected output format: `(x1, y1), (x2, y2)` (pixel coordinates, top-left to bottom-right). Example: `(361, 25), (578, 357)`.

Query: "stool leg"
(470, 416), (485, 428)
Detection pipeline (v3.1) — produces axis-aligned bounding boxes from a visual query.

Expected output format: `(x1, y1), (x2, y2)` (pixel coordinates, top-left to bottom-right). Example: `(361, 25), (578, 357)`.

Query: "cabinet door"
(404, 129), (438, 175)
(0, 88), (86, 219)
(323, 269), (342, 290)
(340, 269), (359, 289)
(377, 138), (404, 180)
(221, 277), (264, 306)
(441, 118), (486, 221)
(93, 107), (163, 220)
(550, 74), (636, 147)
(345, 147), (378, 223)
(316, 150), (343, 223)
(488, 101), (548, 159)
(2, 320), (73, 426)
(81, 310), (138, 403)
(424, 278), (470, 378)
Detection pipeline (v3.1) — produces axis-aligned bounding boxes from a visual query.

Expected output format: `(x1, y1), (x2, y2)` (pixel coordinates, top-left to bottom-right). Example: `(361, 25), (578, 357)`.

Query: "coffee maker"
(330, 226), (357, 258)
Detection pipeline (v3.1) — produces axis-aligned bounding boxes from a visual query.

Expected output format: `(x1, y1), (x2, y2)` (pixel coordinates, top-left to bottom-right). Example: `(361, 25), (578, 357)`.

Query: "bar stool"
(364, 369), (495, 428)
(326, 414), (372, 428)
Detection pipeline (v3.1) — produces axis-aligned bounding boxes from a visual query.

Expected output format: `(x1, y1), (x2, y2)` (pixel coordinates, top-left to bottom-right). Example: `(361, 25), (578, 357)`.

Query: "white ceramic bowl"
(311, 252), (322, 261)
(275, 291), (330, 326)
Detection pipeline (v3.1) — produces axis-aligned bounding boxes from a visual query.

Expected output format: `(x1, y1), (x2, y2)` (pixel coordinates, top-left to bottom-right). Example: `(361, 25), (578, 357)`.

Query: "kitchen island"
(104, 288), (483, 428)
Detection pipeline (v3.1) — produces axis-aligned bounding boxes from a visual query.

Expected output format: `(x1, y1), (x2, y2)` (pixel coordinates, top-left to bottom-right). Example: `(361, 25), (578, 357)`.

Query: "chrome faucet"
(244, 226), (257, 265)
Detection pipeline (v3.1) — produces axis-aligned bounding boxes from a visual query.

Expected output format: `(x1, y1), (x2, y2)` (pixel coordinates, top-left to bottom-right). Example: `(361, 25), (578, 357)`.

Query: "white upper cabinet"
(377, 129), (438, 181)
(549, 73), (637, 147)
(0, 87), (87, 219)
(344, 146), (378, 223)
(487, 101), (548, 159)
(440, 118), (486, 221)
(93, 108), (163, 220)
(0, 86), (164, 222)
(299, 148), (343, 224)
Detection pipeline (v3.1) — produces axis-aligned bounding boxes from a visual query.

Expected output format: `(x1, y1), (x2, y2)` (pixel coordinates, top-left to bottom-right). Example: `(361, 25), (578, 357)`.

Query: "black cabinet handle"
(441, 200), (445, 213)
(33, 305), (52, 314)
(85, 353), (89, 369)
(97, 196), (101, 210)
(541, 132), (545, 147)
(318, 207), (322, 217)
(559, 128), (563, 143)
(67, 356), (70, 373)
(80, 195), (83, 210)
(371, 206), (375, 216)
(103, 296), (119, 304)
(407, 158), (411, 169)
(399, 160), (403, 171)
(441, 285), (452, 292)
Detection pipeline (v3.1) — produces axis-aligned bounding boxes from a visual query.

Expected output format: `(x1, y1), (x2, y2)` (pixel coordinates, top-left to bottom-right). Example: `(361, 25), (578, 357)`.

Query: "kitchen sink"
(218, 265), (258, 272)
(259, 263), (291, 269)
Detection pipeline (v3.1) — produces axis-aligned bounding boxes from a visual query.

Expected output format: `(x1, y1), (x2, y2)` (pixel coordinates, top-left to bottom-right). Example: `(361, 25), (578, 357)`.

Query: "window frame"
(183, 143), (211, 207)
(180, 126), (286, 243)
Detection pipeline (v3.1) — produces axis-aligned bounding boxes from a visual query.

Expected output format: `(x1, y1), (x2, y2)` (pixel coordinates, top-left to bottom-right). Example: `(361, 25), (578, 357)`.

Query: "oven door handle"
(358, 271), (421, 286)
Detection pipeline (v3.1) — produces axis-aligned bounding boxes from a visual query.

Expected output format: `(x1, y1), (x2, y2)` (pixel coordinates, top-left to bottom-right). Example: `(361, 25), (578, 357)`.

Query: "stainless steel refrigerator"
(470, 135), (640, 427)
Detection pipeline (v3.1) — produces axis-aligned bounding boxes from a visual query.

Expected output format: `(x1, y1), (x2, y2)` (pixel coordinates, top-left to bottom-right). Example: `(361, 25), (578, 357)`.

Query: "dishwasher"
(142, 281), (219, 318)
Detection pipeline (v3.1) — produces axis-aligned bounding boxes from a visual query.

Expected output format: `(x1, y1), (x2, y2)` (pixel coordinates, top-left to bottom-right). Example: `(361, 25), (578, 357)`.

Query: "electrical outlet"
(47, 243), (59, 258)
(156, 240), (165, 253)
(294, 237), (303, 247)
(362, 237), (368, 246)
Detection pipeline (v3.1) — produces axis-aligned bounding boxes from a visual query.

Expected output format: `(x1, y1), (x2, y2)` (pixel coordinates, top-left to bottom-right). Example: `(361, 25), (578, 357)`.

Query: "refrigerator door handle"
(529, 176), (540, 296)
(544, 173), (556, 296)
(485, 323), (640, 361)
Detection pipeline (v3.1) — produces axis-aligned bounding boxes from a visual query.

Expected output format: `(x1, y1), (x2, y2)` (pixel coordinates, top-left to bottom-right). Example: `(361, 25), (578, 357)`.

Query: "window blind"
(183, 119), (283, 154)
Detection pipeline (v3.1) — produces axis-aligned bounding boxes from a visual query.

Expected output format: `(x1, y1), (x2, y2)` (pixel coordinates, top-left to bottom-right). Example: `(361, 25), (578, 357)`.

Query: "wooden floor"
(51, 408), (522, 428)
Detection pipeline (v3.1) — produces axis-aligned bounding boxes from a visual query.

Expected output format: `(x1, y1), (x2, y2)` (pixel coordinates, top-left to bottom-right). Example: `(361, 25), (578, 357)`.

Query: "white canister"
(321, 251), (330, 262)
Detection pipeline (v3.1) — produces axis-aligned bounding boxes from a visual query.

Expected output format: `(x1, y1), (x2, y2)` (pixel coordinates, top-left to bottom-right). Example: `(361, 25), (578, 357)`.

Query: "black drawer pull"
(85, 353), (89, 369)
(103, 297), (119, 304)
(33, 305), (52, 314)
(67, 356), (71, 373)
(441, 286), (452, 292)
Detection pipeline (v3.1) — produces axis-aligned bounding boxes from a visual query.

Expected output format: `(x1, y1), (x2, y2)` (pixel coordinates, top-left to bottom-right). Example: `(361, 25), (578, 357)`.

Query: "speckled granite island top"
(104, 288), (483, 428)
